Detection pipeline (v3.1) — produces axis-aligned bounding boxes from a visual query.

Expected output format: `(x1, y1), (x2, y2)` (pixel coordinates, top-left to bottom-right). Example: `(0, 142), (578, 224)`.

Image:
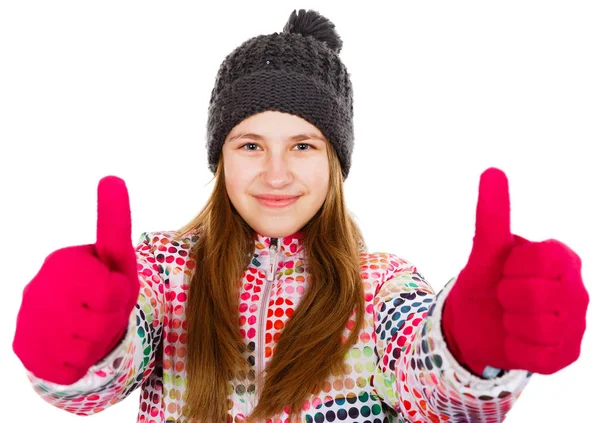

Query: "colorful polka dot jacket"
(26, 230), (532, 422)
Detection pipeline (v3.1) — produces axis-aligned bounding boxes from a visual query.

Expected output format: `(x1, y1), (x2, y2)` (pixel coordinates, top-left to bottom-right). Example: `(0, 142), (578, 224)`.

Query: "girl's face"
(222, 110), (330, 238)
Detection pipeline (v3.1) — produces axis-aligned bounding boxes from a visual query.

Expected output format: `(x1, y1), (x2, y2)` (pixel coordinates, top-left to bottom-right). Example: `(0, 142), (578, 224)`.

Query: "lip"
(254, 195), (300, 208)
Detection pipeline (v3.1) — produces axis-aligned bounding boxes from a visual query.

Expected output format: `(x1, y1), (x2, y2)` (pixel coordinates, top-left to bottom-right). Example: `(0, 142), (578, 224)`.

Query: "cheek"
(224, 168), (248, 206)
(225, 176), (247, 206)
(301, 164), (329, 197)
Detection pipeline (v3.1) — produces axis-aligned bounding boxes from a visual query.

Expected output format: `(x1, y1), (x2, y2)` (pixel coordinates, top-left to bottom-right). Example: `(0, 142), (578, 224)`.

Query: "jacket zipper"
(255, 237), (278, 406)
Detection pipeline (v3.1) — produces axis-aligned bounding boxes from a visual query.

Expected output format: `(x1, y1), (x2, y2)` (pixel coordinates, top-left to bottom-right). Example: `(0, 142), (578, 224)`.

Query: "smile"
(255, 196), (300, 208)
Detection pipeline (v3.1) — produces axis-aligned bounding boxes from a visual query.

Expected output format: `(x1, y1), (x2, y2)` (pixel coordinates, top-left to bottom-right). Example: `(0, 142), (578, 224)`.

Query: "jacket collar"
(253, 230), (304, 257)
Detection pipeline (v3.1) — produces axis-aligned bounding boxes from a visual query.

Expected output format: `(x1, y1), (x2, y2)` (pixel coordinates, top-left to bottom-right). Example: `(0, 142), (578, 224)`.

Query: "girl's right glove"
(13, 176), (140, 385)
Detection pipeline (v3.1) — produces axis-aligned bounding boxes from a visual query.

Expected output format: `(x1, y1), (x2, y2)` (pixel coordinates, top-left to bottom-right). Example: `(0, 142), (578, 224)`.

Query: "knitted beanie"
(205, 9), (355, 180)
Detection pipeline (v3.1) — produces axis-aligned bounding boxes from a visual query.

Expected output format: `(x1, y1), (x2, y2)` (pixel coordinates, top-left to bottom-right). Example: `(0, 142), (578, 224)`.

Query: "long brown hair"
(175, 139), (366, 422)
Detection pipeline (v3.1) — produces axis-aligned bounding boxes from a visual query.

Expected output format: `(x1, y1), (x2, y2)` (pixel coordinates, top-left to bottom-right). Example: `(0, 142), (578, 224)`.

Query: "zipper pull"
(267, 237), (278, 282)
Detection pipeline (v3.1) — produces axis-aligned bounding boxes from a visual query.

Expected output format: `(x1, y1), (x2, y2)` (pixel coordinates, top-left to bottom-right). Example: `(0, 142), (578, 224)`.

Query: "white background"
(1, 1), (598, 421)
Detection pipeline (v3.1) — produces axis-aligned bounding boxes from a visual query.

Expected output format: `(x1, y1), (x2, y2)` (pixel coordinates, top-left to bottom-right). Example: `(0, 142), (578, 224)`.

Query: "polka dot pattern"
(27, 231), (532, 422)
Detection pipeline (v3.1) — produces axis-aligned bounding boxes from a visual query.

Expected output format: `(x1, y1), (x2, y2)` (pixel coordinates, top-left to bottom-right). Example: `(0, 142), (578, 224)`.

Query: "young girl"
(12, 9), (589, 423)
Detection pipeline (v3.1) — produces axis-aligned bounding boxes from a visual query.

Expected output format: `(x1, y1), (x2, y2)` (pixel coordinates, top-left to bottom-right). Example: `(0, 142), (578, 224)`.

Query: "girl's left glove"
(442, 168), (589, 377)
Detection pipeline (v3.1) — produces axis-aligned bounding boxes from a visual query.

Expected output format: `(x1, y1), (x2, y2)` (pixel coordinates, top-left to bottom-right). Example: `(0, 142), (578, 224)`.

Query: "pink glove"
(13, 176), (140, 385)
(442, 168), (589, 376)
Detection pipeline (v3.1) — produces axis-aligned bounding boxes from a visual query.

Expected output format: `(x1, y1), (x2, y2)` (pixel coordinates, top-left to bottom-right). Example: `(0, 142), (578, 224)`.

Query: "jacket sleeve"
(371, 253), (532, 423)
(25, 231), (166, 416)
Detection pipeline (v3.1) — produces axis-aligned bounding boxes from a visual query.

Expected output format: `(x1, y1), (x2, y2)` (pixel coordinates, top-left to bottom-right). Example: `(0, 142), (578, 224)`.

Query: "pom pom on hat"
(282, 9), (343, 54)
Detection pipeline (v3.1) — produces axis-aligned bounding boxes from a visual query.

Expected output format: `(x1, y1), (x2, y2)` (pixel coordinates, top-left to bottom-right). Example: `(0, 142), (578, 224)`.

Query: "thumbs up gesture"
(13, 176), (140, 385)
(441, 168), (589, 376)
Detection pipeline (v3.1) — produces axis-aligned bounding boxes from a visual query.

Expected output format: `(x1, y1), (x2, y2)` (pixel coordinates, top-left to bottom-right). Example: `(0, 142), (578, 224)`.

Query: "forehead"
(227, 111), (325, 141)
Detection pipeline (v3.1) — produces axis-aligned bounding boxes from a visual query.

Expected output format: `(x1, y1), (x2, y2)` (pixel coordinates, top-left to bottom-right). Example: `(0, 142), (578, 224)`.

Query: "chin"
(249, 221), (304, 239)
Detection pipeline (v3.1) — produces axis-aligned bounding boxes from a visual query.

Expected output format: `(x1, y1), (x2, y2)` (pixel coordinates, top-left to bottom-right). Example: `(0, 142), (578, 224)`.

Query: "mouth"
(254, 195), (300, 209)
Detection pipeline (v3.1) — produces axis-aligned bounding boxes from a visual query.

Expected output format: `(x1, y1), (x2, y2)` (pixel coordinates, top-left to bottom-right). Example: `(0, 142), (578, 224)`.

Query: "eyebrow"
(226, 132), (327, 143)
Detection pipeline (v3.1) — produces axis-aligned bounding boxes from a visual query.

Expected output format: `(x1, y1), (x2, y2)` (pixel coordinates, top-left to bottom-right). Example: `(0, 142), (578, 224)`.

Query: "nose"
(262, 152), (293, 188)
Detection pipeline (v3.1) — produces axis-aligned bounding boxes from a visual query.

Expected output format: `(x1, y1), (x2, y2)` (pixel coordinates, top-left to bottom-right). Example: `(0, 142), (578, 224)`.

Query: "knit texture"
(206, 10), (355, 180)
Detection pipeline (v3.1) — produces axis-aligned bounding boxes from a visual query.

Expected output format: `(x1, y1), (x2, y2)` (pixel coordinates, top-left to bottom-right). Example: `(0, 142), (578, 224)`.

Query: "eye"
(241, 143), (260, 151)
(293, 143), (313, 151)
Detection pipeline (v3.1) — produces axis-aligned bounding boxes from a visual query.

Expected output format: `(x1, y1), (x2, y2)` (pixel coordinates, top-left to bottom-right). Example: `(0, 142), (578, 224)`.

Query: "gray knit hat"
(206, 9), (354, 180)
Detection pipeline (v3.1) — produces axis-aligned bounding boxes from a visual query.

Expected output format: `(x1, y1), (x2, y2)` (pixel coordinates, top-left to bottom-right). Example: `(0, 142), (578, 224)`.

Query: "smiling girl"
(13, 9), (589, 423)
